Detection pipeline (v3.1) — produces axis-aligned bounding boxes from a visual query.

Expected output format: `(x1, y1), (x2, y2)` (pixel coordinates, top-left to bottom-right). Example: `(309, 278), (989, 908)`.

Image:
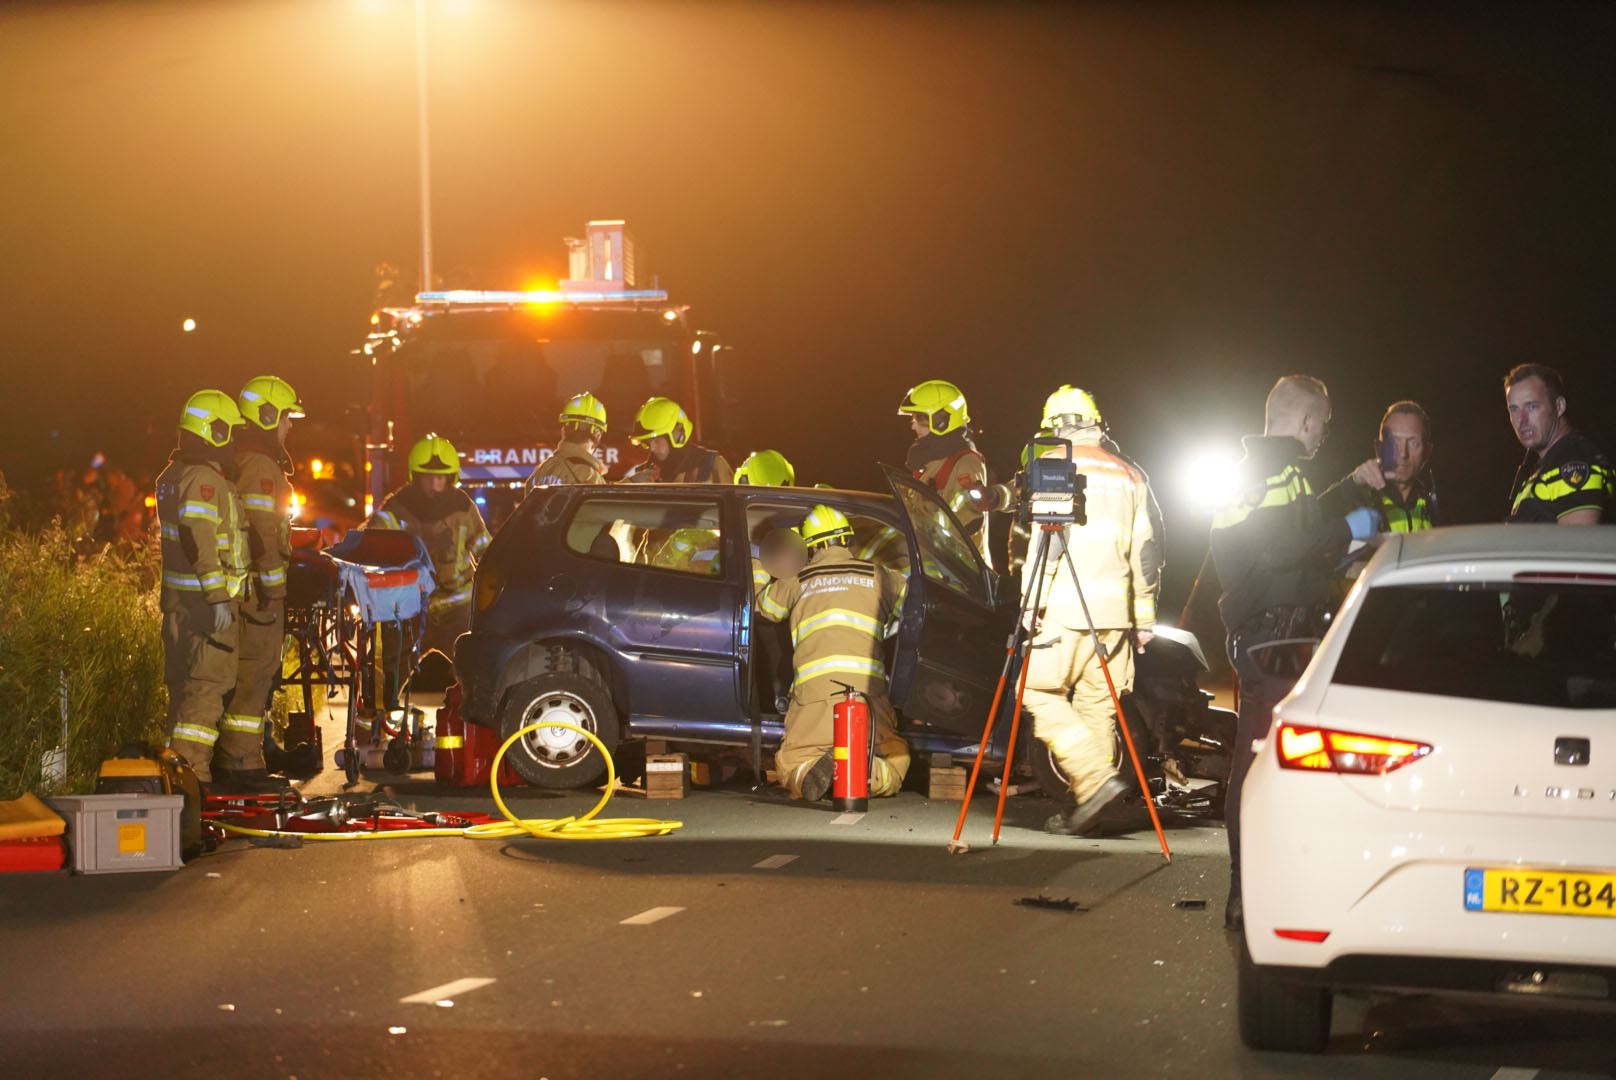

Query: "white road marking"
(1489, 1070), (1537, 1080)
(621, 906), (686, 925)
(830, 812), (864, 826)
(753, 854), (799, 869)
(399, 977), (495, 1004)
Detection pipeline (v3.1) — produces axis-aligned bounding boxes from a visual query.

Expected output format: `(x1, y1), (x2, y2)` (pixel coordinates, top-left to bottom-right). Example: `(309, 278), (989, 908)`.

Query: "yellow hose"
(214, 720), (682, 842)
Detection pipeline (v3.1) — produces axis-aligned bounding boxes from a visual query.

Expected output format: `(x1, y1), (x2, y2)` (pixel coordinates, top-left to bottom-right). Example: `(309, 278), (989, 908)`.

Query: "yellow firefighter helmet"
(408, 433), (460, 477)
(559, 392), (607, 434)
(237, 375), (305, 431)
(178, 389), (245, 448)
(897, 379), (969, 435)
(800, 504), (854, 547)
(1041, 385), (1102, 430)
(630, 397), (692, 448)
(735, 449), (795, 487)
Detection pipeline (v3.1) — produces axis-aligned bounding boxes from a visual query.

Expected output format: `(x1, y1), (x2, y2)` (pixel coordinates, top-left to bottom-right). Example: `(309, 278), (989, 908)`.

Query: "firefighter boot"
(797, 751), (836, 803)
(1044, 775), (1127, 836)
(212, 767), (294, 795)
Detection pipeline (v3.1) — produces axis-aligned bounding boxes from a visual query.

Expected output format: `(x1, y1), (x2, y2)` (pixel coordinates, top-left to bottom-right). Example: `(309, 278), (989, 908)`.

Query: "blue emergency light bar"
(416, 288), (669, 306)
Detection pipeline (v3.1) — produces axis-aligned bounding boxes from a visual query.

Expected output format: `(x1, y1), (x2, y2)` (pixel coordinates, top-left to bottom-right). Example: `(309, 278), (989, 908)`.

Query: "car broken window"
(566, 496), (724, 577)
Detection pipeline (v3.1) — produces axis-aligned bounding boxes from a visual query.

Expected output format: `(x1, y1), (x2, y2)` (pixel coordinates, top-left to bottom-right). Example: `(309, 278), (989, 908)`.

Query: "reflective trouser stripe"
(219, 714), (264, 734)
(172, 724), (219, 746)
(257, 567), (286, 587)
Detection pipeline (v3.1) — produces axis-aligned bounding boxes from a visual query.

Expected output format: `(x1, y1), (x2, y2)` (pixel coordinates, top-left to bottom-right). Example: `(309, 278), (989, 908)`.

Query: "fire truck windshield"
(396, 306), (690, 442)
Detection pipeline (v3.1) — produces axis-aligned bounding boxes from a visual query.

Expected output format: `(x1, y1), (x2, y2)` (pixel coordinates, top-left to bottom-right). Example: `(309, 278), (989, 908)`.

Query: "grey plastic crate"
(48, 794), (184, 874)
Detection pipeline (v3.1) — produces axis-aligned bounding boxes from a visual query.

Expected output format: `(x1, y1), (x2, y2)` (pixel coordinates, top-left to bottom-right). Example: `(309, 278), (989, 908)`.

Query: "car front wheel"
(498, 671), (620, 789)
(1236, 941), (1333, 1053)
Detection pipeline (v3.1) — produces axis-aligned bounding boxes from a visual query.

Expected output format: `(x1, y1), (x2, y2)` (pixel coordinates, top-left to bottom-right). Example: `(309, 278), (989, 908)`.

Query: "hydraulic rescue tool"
(95, 742), (205, 860)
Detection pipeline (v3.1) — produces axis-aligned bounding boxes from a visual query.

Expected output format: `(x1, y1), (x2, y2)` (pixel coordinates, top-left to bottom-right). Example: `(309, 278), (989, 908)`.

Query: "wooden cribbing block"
(928, 753), (969, 801)
(644, 753), (689, 799)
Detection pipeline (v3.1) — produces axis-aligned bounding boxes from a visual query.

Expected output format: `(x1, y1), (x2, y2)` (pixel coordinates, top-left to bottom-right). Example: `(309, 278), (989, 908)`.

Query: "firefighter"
(1503, 363), (1612, 524)
(527, 392), (609, 490)
(1321, 401), (1440, 532)
(214, 376), (304, 793)
(155, 389), (248, 786)
(1021, 387), (1162, 835)
(623, 396), (733, 483)
(897, 379), (992, 567)
(757, 504), (910, 801)
(367, 434), (491, 662)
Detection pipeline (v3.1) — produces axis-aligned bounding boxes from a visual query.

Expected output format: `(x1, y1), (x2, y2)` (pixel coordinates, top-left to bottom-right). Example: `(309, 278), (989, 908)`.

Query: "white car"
(1238, 524), (1616, 1052)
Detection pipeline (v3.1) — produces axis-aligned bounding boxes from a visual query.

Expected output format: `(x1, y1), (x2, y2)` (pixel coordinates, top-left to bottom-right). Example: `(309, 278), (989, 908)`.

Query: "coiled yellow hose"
(214, 720), (682, 842)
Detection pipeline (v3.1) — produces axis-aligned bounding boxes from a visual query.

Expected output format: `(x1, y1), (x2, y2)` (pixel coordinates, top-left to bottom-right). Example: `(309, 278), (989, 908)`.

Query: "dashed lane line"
(830, 812), (865, 826)
(752, 854), (799, 869)
(620, 906), (686, 925)
(399, 977), (496, 1005)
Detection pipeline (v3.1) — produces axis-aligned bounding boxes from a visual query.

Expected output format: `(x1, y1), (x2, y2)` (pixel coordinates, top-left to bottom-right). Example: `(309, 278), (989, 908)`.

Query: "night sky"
(4, 1), (1615, 611)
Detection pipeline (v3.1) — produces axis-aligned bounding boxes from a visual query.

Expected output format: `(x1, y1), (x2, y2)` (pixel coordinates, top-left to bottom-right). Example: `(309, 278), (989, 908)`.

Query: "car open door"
(882, 465), (1010, 735)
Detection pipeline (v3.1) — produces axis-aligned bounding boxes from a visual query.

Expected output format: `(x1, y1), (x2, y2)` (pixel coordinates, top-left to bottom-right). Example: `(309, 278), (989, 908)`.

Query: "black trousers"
(1223, 637), (1301, 898)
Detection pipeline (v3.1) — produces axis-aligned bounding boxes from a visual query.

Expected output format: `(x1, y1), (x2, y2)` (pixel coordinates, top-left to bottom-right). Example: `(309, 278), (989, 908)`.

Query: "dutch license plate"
(1465, 868), (1616, 917)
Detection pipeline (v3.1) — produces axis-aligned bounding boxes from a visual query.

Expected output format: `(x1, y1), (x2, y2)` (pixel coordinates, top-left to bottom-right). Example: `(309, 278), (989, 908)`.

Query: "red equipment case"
(434, 684), (523, 789)
(0, 835), (67, 873)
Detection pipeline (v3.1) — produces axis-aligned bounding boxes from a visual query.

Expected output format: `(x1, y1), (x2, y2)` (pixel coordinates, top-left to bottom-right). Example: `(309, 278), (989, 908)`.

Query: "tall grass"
(0, 476), (167, 800)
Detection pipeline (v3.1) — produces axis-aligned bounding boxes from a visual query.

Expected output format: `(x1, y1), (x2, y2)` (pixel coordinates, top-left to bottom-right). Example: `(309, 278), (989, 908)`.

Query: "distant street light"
(182, 318), (197, 333)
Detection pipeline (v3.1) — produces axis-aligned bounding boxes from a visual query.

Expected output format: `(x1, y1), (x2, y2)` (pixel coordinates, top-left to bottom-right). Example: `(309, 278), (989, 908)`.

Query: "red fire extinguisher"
(832, 682), (871, 812)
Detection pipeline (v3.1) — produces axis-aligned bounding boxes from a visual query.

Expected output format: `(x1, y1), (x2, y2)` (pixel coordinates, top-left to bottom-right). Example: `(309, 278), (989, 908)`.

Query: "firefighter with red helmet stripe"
(898, 379), (992, 567)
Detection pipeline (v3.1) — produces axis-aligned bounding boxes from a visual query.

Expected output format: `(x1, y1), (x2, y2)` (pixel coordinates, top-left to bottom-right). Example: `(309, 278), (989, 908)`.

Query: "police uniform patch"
(1562, 462), (1590, 489)
(200, 484), (214, 500)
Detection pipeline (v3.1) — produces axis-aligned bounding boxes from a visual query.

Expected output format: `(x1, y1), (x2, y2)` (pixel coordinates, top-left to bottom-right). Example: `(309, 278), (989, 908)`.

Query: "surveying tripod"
(947, 515), (1171, 861)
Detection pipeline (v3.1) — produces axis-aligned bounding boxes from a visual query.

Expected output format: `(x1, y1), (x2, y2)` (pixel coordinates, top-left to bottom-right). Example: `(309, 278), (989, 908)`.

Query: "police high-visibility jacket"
(1023, 433), (1160, 631)
(1507, 429), (1613, 523)
(1209, 435), (1350, 637)
(155, 448), (246, 610)
(1320, 471), (1438, 533)
(366, 484), (490, 611)
(757, 545), (906, 698)
(526, 438), (607, 490)
(234, 445), (293, 599)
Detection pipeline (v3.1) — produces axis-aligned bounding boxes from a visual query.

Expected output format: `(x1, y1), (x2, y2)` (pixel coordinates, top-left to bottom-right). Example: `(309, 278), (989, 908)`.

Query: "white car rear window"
(1333, 582), (1616, 709)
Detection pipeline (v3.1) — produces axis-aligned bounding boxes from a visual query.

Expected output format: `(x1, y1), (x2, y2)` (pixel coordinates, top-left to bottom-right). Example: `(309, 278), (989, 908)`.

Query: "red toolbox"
(434, 683), (523, 790)
(0, 836), (67, 873)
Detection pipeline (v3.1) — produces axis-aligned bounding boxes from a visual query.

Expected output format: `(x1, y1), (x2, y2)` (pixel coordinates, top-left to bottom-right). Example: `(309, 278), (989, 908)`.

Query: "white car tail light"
(1277, 724), (1432, 775)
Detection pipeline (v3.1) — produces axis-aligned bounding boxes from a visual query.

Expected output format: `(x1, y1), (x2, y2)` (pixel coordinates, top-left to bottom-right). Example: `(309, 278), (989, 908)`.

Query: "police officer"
(367, 434), (491, 661)
(897, 379), (991, 567)
(1503, 364), (1612, 524)
(1210, 375), (1378, 931)
(1321, 401), (1440, 532)
(1022, 387), (1162, 835)
(527, 392), (609, 490)
(216, 376), (304, 793)
(757, 505), (910, 802)
(624, 397), (733, 483)
(155, 389), (249, 786)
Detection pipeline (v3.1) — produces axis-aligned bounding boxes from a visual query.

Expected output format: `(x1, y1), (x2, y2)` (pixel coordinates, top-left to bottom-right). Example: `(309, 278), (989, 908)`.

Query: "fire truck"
(356, 221), (737, 527)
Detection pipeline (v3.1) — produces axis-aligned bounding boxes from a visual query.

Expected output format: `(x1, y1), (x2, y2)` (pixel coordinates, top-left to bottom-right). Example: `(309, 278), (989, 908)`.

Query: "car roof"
(1380, 523), (1616, 572)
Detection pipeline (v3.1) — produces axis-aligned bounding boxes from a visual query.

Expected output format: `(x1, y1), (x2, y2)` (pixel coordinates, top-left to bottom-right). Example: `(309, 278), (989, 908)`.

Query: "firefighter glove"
(209, 601), (234, 635)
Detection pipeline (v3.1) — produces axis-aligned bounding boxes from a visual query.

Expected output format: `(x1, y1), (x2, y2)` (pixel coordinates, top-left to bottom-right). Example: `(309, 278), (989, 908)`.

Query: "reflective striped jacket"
(1023, 435), (1160, 631)
(915, 448), (991, 568)
(757, 545), (906, 698)
(526, 439), (608, 490)
(155, 452), (246, 609)
(1208, 435), (1349, 637)
(234, 448), (293, 599)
